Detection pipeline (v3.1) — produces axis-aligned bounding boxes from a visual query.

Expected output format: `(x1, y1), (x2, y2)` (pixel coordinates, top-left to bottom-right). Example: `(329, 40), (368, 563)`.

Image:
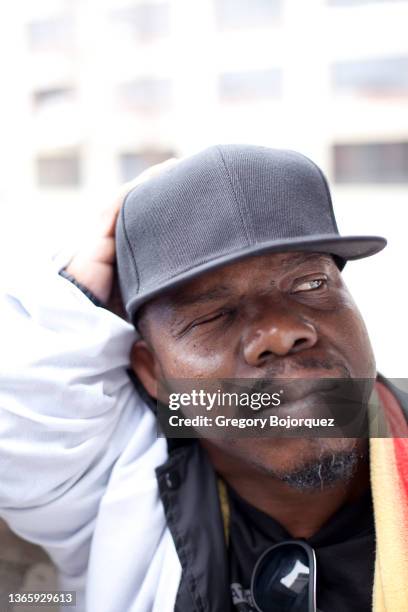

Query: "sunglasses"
(250, 540), (320, 612)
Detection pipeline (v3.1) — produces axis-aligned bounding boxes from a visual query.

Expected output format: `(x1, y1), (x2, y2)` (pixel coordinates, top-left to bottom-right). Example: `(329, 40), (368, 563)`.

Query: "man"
(0, 145), (407, 612)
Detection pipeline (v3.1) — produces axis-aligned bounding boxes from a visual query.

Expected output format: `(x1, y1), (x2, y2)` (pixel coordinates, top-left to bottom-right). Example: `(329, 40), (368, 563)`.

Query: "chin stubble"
(278, 446), (366, 492)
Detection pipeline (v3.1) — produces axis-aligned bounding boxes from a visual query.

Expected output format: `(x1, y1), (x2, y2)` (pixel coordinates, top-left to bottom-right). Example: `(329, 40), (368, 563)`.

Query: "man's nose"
(243, 308), (318, 367)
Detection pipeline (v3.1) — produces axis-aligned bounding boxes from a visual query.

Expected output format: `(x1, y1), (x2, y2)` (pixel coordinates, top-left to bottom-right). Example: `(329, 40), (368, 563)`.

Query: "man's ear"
(130, 340), (159, 400)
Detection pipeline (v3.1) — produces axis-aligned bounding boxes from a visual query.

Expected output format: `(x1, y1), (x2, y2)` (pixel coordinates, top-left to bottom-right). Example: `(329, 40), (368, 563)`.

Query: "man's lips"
(248, 376), (341, 405)
(263, 390), (338, 420)
(244, 377), (342, 422)
(257, 377), (370, 424)
(277, 378), (340, 405)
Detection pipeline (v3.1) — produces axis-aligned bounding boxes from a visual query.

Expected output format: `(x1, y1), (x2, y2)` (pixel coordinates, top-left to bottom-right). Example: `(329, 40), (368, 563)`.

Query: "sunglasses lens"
(252, 543), (311, 612)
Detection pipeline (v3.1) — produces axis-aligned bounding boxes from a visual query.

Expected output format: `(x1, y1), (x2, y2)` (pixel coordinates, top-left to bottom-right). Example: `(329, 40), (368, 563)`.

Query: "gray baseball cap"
(116, 144), (386, 321)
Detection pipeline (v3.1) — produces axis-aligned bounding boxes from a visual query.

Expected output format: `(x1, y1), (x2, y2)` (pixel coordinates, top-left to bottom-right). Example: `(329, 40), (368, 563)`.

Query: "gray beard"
(278, 449), (364, 491)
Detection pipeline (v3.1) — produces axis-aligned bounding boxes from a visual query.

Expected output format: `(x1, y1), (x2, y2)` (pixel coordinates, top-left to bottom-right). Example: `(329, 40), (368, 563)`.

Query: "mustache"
(261, 355), (352, 379)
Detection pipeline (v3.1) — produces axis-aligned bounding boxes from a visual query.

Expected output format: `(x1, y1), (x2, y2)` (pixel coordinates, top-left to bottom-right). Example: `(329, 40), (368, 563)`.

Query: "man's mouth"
(252, 376), (371, 434)
(244, 375), (340, 407)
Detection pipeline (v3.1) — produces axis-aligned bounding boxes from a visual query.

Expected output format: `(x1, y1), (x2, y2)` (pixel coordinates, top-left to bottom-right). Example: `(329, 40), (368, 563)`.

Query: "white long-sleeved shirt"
(0, 259), (181, 611)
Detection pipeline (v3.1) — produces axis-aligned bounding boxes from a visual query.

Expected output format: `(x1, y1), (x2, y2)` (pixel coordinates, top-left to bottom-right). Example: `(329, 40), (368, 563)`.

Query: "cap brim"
(128, 234), (386, 319)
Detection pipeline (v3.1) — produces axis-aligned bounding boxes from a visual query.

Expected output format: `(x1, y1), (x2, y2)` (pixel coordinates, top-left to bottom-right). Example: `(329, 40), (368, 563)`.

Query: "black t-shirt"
(227, 485), (375, 612)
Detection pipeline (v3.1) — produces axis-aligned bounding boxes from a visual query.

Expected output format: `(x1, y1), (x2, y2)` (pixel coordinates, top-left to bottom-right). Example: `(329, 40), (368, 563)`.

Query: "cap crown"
(116, 145), (342, 320)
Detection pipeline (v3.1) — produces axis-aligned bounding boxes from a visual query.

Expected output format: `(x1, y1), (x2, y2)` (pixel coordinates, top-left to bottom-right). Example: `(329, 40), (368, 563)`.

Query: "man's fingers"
(100, 158), (179, 238)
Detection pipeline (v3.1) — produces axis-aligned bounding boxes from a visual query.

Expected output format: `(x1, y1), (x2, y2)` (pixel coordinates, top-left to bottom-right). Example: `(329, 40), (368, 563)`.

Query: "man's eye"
(293, 279), (326, 293)
(193, 310), (232, 328)
(199, 311), (230, 325)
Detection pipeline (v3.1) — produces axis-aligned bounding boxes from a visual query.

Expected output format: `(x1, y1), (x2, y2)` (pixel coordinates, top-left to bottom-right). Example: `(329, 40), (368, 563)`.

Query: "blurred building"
(0, 0), (407, 373)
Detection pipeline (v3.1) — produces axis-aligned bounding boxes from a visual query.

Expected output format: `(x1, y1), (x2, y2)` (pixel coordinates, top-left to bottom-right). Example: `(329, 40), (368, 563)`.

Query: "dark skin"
(131, 251), (376, 538)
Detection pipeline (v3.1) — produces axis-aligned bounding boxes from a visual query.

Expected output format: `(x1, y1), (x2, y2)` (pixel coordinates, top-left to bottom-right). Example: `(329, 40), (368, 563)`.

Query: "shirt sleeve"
(0, 257), (149, 581)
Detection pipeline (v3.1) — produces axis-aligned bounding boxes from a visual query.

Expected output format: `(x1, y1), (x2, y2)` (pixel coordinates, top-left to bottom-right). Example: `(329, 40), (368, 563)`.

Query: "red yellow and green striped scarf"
(371, 380), (408, 611)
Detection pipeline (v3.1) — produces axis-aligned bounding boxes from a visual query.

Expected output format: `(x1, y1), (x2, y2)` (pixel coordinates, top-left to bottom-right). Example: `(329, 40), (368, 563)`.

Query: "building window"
(215, 0), (282, 29)
(112, 3), (170, 42)
(36, 153), (81, 187)
(219, 69), (282, 102)
(332, 57), (408, 96)
(27, 16), (75, 51)
(119, 150), (174, 182)
(33, 87), (74, 110)
(119, 79), (172, 112)
(333, 142), (408, 183)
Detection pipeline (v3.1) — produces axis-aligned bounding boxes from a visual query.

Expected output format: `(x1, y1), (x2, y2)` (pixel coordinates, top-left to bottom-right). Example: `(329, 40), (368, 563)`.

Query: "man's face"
(132, 251), (376, 487)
